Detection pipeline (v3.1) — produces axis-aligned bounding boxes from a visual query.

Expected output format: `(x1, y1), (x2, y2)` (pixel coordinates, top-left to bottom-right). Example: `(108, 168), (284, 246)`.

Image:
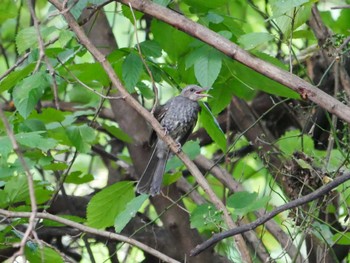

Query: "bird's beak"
(195, 87), (212, 98)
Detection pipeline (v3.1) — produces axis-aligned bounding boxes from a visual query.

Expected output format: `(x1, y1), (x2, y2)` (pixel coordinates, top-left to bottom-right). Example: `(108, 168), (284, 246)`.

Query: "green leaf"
(13, 72), (49, 118)
(184, 0), (228, 9)
(152, 0), (171, 6)
(62, 63), (110, 87)
(194, 46), (222, 87)
(200, 102), (226, 151)
(65, 171), (94, 184)
(30, 108), (66, 124)
(16, 132), (57, 152)
(333, 232), (350, 245)
(139, 40), (162, 58)
(43, 215), (85, 227)
(0, 136), (12, 157)
(270, 0), (309, 18)
(270, 1), (312, 38)
(238, 32), (274, 50)
(114, 194), (148, 233)
(136, 81), (154, 99)
(227, 191), (270, 215)
(166, 140), (201, 171)
(0, 63), (36, 93)
(102, 123), (132, 143)
(5, 175), (28, 205)
(151, 20), (193, 59)
(16, 26), (56, 54)
(122, 53), (143, 92)
(208, 85), (236, 115)
(25, 246), (63, 263)
(121, 4), (143, 22)
(190, 204), (224, 232)
(87, 181), (134, 228)
(231, 60), (299, 98)
(66, 124), (96, 153)
(0, 0), (17, 24)
(43, 162), (69, 171)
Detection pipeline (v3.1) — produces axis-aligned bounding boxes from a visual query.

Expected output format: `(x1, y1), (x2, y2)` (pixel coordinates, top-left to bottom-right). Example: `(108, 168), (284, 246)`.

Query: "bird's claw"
(161, 126), (169, 136)
(175, 142), (182, 153)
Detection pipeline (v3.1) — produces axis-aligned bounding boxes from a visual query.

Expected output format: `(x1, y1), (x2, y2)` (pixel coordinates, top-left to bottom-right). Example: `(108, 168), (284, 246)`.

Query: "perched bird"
(136, 85), (209, 196)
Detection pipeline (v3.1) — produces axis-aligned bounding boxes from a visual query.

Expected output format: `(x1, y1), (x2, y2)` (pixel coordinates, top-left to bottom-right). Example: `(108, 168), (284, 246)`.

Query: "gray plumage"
(136, 85), (209, 196)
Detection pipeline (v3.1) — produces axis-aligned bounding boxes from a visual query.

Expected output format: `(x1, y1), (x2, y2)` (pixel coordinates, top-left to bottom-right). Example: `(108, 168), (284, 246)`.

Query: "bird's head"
(180, 85), (210, 101)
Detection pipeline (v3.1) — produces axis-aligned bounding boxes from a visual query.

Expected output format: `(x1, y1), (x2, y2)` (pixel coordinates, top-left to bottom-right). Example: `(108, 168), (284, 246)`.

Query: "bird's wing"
(149, 98), (174, 145)
(178, 121), (196, 146)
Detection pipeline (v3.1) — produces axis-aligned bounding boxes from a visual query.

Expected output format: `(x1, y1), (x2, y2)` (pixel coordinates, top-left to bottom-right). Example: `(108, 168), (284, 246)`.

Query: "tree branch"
(117, 0), (350, 124)
(0, 209), (180, 263)
(190, 172), (350, 256)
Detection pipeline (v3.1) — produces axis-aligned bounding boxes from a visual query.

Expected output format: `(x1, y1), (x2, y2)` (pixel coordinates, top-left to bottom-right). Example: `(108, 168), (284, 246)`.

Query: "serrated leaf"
(25, 246), (63, 263)
(87, 181), (134, 228)
(227, 191), (270, 215)
(65, 171), (94, 184)
(121, 4), (143, 23)
(4, 175), (28, 204)
(0, 0), (17, 24)
(43, 162), (69, 171)
(151, 20), (193, 59)
(194, 47), (222, 87)
(231, 60), (299, 98)
(13, 72), (49, 118)
(0, 136), (12, 157)
(238, 32), (274, 50)
(190, 204), (224, 232)
(200, 102), (226, 151)
(270, 0), (309, 18)
(139, 40), (162, 58)
(102, 123), (132, 143)
(66, 124), (96, 153)
(136, 82), (154, 99)
(114, 194), (148, 233)
(0, 63), (36, 93)
(122, 53), (143, 92)
(30, 108), (66, 124)
(16, 26), (56, 54)
(16, 132), (57, 152)
(62, 63), (110, 87)
(208, 85), (235, 115)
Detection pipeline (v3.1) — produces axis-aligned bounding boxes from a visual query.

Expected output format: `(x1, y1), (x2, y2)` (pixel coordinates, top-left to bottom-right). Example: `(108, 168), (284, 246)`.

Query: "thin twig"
(325, 59), (339, 166)
(128, 3), (159, 113)
(190, 172), (350, 256)
(57, 58), (125, 100)
(0, 209), (180, 263)
(0, 106), (38, 259)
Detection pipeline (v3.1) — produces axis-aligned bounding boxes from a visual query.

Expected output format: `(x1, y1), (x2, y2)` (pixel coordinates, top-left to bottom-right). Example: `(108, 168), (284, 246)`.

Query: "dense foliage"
(0, 0), (349, 262)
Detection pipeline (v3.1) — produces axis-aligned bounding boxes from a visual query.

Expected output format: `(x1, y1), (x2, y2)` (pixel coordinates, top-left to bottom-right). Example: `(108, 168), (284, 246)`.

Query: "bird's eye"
(190, 88), (195, 92)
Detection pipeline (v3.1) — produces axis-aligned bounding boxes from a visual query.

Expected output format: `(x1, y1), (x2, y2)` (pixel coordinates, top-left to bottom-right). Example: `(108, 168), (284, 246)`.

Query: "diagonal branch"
(190, 172), (350, 256)
(117, 0), (350, 124)
(0, 209), (180, 263)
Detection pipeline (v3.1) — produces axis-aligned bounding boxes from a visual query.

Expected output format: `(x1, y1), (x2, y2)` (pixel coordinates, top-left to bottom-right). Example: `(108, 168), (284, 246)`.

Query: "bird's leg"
(174, 142), (182, 153)
(161, 126), (169, 136)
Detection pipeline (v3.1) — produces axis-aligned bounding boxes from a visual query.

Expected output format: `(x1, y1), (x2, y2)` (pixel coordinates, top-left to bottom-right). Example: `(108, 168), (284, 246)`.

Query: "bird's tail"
(136, 142), (169, 196)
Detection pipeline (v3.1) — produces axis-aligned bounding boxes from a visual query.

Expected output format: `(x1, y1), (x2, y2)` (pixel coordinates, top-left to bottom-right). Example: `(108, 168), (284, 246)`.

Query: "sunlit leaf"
(87, 181), (134, 228)
(114, 194), (148, 233)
